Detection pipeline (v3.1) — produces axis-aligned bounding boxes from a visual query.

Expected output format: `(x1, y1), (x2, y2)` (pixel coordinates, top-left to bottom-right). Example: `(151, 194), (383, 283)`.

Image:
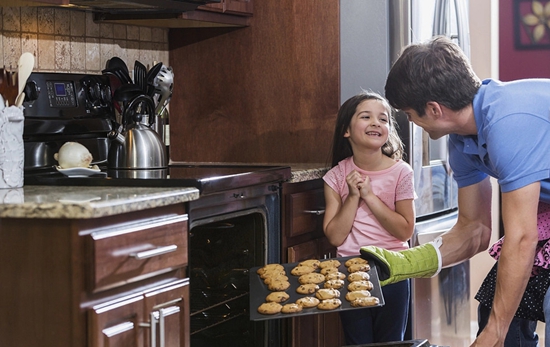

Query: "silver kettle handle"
(124, 94), (156, 127)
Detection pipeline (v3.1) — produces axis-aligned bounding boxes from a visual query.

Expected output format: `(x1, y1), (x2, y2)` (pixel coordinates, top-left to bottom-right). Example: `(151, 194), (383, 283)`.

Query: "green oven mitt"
(360, 243), (440, 286)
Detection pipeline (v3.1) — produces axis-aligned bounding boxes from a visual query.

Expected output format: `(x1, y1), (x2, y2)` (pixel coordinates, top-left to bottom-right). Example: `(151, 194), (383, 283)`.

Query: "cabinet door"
(89, 294), (144, 347)
(143, 279), (190, 347)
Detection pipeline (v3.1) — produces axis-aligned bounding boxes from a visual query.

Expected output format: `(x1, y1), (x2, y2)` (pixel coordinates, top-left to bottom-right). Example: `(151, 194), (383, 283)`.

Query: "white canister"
(0, 106), (24, 189)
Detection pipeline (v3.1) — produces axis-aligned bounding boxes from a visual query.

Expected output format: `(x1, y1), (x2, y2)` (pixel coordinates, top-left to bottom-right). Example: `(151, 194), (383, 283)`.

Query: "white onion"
(54, 142), (93, 169)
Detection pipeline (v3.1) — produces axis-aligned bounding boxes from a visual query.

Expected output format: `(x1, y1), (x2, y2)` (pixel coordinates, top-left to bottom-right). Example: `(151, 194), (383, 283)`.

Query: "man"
(361, 36), (550, 346)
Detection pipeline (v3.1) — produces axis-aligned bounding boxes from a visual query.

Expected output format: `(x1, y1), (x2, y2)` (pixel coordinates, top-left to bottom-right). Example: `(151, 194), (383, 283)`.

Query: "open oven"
(186, 182), (283, 347)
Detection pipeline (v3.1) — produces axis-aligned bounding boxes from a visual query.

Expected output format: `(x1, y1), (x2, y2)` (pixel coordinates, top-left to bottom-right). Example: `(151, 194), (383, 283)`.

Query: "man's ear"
(425, 101), (442, 119)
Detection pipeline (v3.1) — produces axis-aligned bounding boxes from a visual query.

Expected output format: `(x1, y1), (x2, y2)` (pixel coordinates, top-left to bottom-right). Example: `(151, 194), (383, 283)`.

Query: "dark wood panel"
(169, 0), (339, 163)
(0, 219), (85, 347)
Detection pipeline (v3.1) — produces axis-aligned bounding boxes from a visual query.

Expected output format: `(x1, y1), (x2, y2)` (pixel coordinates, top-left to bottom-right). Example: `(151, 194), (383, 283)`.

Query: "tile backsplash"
(0, 7), (169, 74)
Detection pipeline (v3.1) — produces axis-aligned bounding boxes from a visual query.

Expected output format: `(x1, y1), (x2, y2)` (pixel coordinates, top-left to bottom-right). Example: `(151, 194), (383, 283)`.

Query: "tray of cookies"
(249, 255), (385, 321)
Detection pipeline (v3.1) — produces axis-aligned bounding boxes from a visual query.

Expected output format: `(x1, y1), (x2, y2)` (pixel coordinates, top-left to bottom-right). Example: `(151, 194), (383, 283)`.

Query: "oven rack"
(190, 310), (248, 336)
(190, 292), (249, 335)
(190, 289), (248, 314)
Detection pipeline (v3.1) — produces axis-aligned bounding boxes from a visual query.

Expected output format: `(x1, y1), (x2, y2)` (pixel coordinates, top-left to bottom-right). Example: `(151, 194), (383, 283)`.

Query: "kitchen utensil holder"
(0, 106), (24, 188)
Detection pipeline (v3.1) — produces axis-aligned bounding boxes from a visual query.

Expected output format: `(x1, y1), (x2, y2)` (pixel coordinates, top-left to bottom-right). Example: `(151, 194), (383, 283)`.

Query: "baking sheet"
(249, 255), (385, 321)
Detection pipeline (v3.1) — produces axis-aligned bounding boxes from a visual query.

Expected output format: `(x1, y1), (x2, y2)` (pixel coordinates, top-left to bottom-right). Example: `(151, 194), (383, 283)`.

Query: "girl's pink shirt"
(323, 157), (416, 256)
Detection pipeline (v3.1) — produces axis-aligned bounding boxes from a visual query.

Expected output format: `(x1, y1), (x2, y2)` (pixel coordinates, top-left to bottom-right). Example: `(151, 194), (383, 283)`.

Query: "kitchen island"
(0, 185), (199, 347)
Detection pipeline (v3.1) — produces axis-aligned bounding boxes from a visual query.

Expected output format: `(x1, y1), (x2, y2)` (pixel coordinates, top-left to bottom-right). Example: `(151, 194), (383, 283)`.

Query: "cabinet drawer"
(89, 215), (188, 292)
(287, 188), (325, 238)
(287, 239), (318, 263)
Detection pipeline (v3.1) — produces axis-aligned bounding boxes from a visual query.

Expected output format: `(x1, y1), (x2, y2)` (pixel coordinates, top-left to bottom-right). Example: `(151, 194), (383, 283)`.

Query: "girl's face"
(344, 99), (390, 151)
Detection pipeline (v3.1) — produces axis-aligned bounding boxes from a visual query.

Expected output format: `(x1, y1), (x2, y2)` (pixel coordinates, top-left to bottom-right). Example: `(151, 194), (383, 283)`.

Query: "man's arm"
(439, 176), (493, 267)
(361, 177), (493, 285)
(473, 181), (540, 346)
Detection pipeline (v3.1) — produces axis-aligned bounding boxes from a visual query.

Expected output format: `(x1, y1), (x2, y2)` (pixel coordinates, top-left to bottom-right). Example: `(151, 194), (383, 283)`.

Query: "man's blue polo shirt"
(449, 78), (550, 203)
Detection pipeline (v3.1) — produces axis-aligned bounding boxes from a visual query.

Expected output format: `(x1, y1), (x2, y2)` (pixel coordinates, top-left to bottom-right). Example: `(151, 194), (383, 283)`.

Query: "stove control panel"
(45, 80), (78, 108)
(23, 72), (114, 120)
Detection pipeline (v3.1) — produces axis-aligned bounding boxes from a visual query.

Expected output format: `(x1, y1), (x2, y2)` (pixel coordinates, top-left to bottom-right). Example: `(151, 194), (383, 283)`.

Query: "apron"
(475, 202), (550, 322)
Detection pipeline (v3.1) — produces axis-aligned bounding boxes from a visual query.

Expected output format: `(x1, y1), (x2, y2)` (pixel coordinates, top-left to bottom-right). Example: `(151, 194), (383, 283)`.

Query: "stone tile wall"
(0, 7), (169, 75)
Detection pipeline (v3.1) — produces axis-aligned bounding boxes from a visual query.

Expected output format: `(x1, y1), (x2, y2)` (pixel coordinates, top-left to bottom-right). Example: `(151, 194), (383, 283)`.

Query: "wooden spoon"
(15, 52), (34, 107)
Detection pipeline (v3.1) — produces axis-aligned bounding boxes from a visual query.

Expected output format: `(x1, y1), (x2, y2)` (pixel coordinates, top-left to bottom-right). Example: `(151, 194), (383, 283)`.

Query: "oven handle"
(303, 209), (325, 216)
(130, 245), (178, 260)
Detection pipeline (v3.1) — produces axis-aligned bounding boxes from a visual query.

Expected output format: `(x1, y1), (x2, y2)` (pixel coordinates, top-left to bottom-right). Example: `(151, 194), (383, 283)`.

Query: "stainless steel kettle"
(108, 94), (167, 169)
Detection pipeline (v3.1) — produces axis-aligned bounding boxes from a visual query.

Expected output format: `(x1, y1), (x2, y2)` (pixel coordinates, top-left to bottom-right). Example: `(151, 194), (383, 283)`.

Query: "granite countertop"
(0, 164), (327, 220)
(289, 165), (329, 183)
(0, 185), (199, 219)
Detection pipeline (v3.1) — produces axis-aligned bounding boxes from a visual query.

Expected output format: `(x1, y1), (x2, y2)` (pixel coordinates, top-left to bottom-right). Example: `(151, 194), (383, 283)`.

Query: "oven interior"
(189, 211), (269, 347)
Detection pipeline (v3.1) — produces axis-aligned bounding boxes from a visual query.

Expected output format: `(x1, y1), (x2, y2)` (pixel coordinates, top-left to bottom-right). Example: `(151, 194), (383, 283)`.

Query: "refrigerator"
(340, 1), (471, 345)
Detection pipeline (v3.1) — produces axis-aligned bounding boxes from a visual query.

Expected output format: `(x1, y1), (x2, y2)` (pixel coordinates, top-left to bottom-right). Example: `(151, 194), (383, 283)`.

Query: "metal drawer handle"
(102, 321), (134, 338)
(130, 245), (178, 260)
(303, 209), (325, 216)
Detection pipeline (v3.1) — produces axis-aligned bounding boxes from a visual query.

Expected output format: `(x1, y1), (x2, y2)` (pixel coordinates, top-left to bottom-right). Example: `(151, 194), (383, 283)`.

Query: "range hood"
(67, 0), (220, 16)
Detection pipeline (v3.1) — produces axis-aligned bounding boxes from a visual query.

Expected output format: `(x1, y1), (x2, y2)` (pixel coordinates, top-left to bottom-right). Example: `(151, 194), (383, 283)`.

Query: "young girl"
(323, 91), (416, 344)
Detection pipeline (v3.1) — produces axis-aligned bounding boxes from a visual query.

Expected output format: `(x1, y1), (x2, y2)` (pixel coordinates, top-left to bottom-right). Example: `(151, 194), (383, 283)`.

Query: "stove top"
(24, 163), (291, 195)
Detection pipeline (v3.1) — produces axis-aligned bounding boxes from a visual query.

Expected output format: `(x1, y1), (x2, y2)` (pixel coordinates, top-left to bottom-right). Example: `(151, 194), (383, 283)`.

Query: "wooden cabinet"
(142, 280), (190, 347)
(173, 0), (252, 28)
(17, 0), (255, 28)
(169, 0), (339, 163)
(282, 179), (331, 262)
(89, 274), (190, 347)
(0, 203), (190, 347)
(282, 179), (344, 347)
(199, 0), (252, 16)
